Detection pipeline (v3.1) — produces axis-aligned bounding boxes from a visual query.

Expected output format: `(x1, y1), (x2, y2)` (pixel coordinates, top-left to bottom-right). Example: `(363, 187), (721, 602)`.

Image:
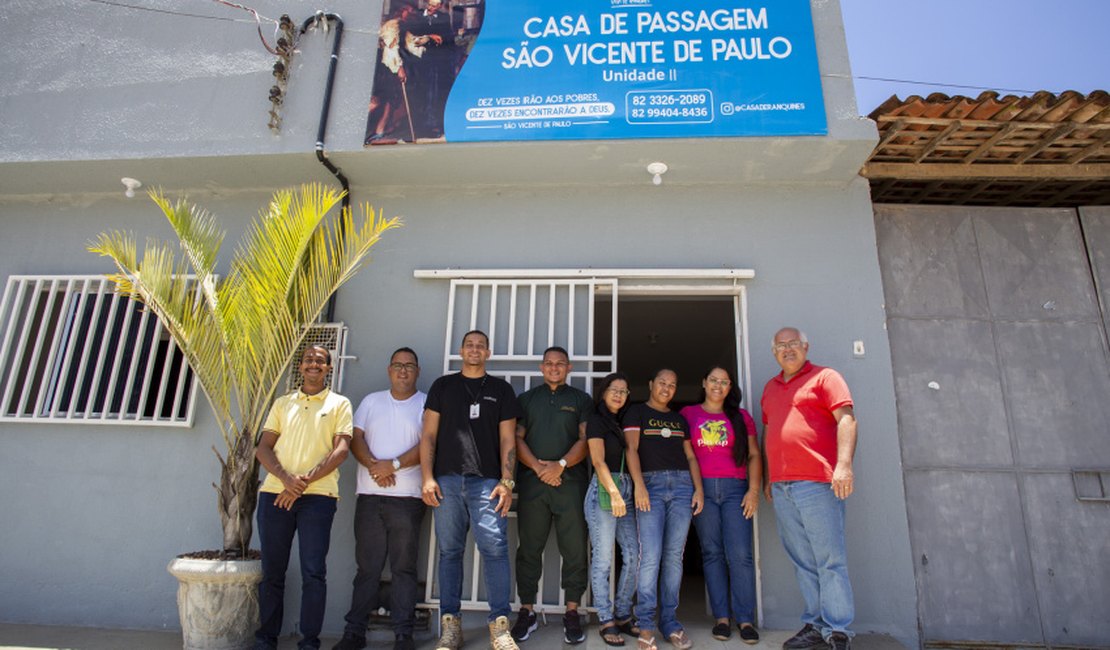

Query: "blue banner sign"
(364, 0), (826, 145)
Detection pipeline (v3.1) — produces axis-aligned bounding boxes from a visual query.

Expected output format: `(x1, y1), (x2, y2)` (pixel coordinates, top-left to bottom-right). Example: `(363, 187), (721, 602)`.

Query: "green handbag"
(597, 454), (625, 512)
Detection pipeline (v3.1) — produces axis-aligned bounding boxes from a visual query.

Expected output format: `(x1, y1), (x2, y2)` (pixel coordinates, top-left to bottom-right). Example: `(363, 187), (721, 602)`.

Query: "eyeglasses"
(706, 377), (731, 387)
(389, 363), (418, 372)
(606, 388), (630, 397)
(773, 340), (805, 353)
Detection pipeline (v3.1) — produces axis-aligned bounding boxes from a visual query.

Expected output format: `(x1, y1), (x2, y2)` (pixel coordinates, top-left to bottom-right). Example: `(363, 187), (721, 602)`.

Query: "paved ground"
(0, 618), (908, 650)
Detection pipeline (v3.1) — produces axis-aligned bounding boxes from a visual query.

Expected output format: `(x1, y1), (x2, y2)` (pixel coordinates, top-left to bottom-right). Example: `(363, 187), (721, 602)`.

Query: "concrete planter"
(167, 557), (263, 650)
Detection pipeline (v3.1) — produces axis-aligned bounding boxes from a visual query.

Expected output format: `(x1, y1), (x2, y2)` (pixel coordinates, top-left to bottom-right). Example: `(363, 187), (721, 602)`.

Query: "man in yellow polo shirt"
(254, 345), (353, 650)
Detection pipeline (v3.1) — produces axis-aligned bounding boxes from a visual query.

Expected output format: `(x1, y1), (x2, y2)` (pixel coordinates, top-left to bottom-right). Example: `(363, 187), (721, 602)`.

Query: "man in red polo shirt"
(761, 327), (857, 650)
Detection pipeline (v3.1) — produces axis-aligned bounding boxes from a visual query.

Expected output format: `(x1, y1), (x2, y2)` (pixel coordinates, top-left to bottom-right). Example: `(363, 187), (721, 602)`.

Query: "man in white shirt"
(334, 348), (427, 650)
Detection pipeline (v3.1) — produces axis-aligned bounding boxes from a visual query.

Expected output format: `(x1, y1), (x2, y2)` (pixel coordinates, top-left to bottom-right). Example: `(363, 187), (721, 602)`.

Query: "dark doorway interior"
(594, 296), (738, 403)
(594, 295), (740, 623)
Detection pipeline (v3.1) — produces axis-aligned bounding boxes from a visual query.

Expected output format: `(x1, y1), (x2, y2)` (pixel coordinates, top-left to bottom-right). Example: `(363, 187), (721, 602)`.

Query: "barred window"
(285, 323), (348, 394)
(0, 276), (198, 426)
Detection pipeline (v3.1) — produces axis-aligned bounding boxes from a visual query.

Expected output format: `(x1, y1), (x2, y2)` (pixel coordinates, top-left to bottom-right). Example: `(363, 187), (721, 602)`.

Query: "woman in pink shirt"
(679, 366), (762, 644)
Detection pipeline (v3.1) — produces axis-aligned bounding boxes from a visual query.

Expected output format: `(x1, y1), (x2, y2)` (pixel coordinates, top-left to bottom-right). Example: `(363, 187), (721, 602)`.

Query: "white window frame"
(413, 268), (760, 623)
(0, 275), (200, 427)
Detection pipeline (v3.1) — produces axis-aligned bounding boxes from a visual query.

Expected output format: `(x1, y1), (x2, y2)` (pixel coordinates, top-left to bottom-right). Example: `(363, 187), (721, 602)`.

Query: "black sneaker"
(563, 610), (586, 645)
(739, 624), (760, 645)
(393, 635), (416, 650)
(783, 624), (827, 650)
(331, 635), (366, 650)
(711, 622), (732, 640)
(511, 608), (538, 642)
(828, 632), (851, 650)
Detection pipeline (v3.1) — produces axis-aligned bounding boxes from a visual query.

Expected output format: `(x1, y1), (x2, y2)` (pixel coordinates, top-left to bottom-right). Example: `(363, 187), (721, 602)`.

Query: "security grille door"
(441, 277), (618, 392)
(415, 269), (756, 618)
(424, 276), (617, 614)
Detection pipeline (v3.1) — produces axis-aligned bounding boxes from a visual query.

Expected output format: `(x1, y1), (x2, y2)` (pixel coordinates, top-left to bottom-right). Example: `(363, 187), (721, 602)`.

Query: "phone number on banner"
(626, 90), (714, 125)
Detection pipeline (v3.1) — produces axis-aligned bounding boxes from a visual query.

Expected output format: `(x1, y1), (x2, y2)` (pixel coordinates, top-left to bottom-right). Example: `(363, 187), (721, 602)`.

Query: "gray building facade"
(0, 1), (919, 647)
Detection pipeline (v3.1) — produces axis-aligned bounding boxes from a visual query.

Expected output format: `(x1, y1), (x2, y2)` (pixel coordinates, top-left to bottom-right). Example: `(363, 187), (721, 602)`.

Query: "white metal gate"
(426, 276), (617, 615)
(441, 277), (618, 390)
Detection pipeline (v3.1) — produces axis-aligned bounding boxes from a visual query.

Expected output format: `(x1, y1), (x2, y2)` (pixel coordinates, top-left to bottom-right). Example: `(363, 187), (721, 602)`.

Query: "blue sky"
(840, 0), (1110, 114)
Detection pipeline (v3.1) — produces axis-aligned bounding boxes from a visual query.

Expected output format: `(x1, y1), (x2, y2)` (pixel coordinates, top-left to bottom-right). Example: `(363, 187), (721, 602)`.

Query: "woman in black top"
(584, 372), (639, 646)
(623, 369), (704, 650)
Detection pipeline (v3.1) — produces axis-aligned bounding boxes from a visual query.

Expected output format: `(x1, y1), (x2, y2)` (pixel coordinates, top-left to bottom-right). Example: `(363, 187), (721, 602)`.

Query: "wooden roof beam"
(875, 118), (907, 149)
(910, 181), (941, 203)
(862, 161), (1110, 181)
(1013, 123), (1077, 164)
(874, 115), (1056, 130)
(962, 180), (995, 203)
(913, 122), (963, 163)
(1008, 179), (1050, 201)
(1067, 129), (1110, 164)
(962, 122), (1019, 163)
(1041, 180), (1094, 206)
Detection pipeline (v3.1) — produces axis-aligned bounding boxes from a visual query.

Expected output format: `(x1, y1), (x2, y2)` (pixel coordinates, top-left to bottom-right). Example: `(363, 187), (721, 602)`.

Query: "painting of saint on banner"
(365, 0), (484, 145)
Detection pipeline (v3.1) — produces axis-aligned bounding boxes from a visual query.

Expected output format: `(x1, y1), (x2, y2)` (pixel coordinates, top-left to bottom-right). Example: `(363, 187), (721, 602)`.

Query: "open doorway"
(596, 296), (739, 404)
(595, 295), (749, 623)
(416, 268), (758, 618)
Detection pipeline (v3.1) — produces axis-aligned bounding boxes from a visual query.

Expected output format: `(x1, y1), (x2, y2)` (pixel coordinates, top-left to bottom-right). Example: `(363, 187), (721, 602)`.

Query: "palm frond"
(88, 183), (401, 554)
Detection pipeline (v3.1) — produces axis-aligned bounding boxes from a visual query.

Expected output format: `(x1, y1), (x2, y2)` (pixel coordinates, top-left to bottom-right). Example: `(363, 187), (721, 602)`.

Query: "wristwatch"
(391, 458), (401, 471)
(557, 458), (568, 469)
(499, 478), (516, 490)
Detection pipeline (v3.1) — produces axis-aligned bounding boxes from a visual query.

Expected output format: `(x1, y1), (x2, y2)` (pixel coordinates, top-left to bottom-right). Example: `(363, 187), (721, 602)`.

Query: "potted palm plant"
(88, 183), (400, 650)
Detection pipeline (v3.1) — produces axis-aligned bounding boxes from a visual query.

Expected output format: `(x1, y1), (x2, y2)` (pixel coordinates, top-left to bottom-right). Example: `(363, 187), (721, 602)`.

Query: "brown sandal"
(617, 618), (641, 636)
(600, 623), (625, 647)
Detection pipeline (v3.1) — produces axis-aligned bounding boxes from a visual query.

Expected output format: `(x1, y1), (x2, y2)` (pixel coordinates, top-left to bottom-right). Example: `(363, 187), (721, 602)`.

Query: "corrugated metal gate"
(874, 205), (1110, 648)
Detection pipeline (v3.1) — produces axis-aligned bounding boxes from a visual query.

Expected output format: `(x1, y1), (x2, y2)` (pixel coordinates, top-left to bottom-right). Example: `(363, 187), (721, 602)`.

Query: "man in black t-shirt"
(420, 330), (523, 650)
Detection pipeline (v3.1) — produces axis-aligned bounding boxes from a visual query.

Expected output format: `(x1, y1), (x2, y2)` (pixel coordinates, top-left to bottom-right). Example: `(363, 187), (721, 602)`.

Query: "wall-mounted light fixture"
(121, 177), (142, 198)
(647, 161), (668, 186)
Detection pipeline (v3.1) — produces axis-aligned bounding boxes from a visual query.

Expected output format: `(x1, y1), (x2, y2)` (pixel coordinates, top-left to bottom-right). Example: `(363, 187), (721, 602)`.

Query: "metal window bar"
(284, 323), (349, 393)
(0, 275), (199, 426)
(48, 278), (90, 418)
(80, 279), (121, 422)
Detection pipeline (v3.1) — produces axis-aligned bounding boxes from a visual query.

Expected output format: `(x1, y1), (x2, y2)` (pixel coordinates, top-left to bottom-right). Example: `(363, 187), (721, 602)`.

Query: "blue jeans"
(434, 474), (512, 621)
(584, 474), (639, 623)
(256, 492), (338, 650)
(694, 478), (756, 624)
(634, 471), (694, 636)
(772, 481), (854, 639)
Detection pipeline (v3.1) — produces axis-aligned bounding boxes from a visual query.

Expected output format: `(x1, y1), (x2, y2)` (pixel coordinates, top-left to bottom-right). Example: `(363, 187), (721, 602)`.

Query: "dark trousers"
(515, 477), (588, 605)
(256, 492), (338, 650)
(342, 494), (427, 639)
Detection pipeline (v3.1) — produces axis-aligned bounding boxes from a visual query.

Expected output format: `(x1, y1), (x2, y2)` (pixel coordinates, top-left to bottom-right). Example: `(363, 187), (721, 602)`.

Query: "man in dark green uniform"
(510, 346), (593, 645)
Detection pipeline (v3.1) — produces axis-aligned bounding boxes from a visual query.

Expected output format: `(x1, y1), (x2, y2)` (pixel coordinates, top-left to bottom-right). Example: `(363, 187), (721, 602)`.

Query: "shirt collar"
(776, 361), (815, 384)
(296, 387), (330, 402)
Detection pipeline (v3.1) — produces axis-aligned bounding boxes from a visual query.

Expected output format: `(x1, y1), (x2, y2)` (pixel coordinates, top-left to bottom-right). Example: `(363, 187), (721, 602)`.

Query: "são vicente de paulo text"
(503, 7), (795, 70)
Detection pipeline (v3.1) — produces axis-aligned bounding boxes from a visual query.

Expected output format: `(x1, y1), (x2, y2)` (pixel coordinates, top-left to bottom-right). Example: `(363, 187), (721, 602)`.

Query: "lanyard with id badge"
(465, 375), (488, 420)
